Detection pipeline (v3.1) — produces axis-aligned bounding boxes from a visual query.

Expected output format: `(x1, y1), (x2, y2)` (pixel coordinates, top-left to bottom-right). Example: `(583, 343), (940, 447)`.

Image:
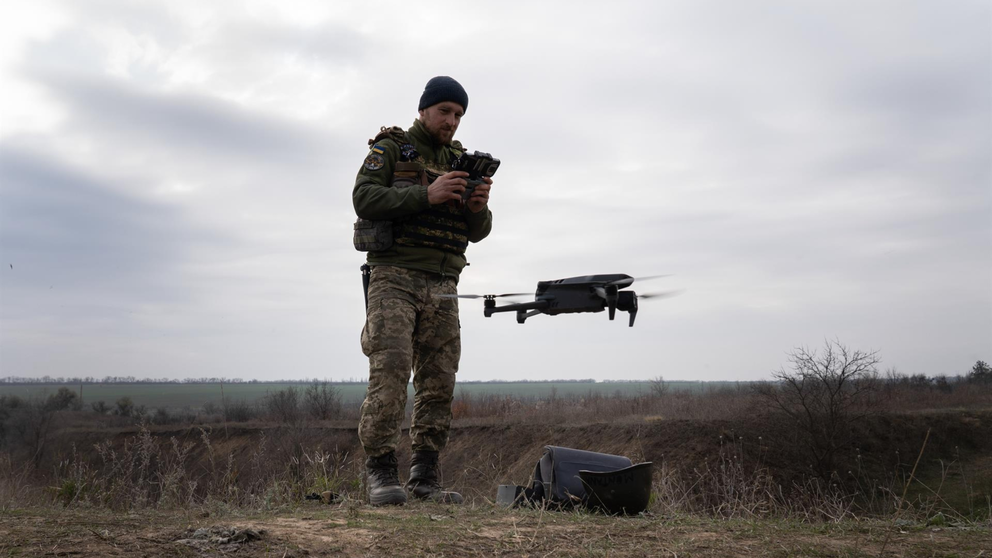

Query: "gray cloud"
(0, 145), (220, 300)
(32, 71), (334, 167)
(0, 0), (988, 381)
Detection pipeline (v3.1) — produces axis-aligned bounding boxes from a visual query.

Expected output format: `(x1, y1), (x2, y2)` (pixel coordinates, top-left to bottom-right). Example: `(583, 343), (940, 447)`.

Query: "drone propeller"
(436, 292), (530, 300)
(604, 274), (672, 290)
(637, 289), (684, 300)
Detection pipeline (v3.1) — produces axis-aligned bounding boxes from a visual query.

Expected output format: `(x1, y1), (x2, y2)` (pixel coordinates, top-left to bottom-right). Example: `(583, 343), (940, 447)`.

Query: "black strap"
(361, 264), (371, 309)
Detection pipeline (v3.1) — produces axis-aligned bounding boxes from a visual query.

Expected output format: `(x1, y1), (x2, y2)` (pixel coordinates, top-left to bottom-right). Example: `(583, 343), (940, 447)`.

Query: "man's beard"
(432, 127), (454, 144)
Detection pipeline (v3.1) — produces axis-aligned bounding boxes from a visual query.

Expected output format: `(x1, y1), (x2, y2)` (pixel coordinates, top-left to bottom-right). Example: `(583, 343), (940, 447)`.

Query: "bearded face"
(418, 101), (464, 145)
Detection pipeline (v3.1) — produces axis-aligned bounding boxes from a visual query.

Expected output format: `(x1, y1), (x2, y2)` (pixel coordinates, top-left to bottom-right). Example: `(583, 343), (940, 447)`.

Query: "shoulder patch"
(364, 152), (385, 171)
(400, 143), (419, 162)
(370, 143), (385, 155)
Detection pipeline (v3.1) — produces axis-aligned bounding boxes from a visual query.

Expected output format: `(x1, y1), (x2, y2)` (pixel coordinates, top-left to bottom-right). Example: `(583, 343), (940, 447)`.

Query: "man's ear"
(418, 109), (426, 119)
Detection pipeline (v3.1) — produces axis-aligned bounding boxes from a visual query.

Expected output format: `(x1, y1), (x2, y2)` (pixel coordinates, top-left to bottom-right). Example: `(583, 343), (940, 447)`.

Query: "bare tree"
(265, 387), (303, 426)
(0, 389), (79, 468)
(758, 339), (881, 478)
(648, 375), (669, 398)
(303, 380), (341, 421)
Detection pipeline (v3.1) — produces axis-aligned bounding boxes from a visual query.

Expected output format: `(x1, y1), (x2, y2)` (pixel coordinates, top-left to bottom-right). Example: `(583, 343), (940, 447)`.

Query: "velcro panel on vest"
(392, 161), (425, 185)
(537, 446), (633, 504)
(396, 206), (469, 254)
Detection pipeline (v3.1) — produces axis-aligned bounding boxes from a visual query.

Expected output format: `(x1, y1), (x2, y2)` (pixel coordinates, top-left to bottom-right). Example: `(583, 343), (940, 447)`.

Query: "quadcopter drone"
(442, 274), (678, 327)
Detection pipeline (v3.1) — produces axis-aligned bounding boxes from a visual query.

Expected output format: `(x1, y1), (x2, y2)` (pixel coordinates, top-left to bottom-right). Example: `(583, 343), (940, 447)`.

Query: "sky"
(0, 0), (989, 382)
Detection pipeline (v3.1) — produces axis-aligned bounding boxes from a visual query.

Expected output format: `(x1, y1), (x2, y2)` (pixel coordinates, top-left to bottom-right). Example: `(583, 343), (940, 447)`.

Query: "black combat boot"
(406, 450), (464, 504)
(366, 452), (407, 506)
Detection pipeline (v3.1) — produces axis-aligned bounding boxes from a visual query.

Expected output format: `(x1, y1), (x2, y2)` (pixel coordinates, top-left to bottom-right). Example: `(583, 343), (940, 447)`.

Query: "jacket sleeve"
(465, 206), (492, 243)
(352, 140), (430, 220)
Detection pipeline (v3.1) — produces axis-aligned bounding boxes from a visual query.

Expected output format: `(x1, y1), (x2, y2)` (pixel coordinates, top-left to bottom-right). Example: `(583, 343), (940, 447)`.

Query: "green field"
(0, 380), (734, 410)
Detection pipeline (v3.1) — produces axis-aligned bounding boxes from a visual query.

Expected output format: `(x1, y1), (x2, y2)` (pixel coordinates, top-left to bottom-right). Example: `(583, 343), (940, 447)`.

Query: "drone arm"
(484, 299), (550, 318)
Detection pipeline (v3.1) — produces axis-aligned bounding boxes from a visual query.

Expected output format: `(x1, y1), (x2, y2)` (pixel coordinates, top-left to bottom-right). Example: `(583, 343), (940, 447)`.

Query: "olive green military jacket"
(352, 119), (493, 279)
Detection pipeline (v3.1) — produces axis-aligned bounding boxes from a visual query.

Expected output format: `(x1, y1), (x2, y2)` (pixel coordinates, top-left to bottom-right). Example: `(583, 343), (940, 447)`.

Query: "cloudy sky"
(1, 0), (989, 382)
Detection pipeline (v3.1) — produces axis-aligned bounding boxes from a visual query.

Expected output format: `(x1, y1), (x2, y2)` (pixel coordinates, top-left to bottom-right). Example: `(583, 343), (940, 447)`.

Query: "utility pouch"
(353, 218), (393, 252)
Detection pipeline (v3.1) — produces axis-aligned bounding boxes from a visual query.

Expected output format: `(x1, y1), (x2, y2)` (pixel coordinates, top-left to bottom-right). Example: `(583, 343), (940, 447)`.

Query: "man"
(352, 76), (493, 506)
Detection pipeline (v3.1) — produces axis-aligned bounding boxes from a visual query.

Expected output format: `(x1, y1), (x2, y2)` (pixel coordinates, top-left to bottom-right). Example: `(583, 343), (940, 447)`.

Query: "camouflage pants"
(359, 265), (460, 458)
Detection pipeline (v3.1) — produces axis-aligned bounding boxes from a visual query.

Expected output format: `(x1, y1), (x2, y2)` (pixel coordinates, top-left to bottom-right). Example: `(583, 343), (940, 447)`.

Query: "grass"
(2, 380), (991, 556)
(2, 418), (982, 525)
(0, 504), (989, 558)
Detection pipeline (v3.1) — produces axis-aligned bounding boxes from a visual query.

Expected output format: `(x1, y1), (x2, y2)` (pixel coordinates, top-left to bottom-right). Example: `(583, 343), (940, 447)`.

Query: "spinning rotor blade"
(637, 289), (684, 300)
(436, 292), (530, 300)
(606, 274), (672, 287)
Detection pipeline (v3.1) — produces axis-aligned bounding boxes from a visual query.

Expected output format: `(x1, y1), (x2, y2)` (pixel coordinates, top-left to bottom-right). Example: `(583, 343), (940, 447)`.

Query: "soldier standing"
(352, 76), (493, 505)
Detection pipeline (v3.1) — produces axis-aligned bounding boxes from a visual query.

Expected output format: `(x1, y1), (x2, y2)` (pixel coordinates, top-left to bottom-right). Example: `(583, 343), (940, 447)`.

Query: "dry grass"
(1, 383), (990, 527)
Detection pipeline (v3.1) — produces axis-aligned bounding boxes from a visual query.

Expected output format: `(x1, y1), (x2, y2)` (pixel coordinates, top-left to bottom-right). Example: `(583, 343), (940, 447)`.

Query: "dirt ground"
(1, 502), (988, 558)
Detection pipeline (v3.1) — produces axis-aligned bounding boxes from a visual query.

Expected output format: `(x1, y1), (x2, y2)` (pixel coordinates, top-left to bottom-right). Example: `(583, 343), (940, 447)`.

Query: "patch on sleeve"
(400, 143), (419, 161)
(370, 144), (385, 154)
(364, 152), (385, 171)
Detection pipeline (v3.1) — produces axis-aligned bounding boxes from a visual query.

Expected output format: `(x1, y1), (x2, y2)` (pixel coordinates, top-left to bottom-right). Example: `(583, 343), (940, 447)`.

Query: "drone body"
(450, 274), (675, 327)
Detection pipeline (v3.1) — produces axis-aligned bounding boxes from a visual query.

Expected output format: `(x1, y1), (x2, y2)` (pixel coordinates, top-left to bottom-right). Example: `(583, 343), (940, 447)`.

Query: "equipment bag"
(528, 446), (633, 505)
(498, 445), (653, 515)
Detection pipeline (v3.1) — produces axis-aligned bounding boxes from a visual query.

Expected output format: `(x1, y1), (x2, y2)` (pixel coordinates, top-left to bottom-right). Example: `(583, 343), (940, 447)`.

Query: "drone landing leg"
(516, 309), (543, 324)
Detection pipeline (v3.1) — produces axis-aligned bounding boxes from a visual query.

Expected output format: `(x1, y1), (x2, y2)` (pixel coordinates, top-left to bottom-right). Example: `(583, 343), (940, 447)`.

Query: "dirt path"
(1, 504), (988, 557)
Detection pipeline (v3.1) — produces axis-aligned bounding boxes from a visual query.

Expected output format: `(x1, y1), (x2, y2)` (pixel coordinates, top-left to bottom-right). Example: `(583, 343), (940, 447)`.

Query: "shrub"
(44, 388), (78, 412)
(113, 397), (134, 417)
(152, 408), (171, 425)
(304, 380), (341, 421)
(265, 387), (302, 426)
(225, 399), (257, 422)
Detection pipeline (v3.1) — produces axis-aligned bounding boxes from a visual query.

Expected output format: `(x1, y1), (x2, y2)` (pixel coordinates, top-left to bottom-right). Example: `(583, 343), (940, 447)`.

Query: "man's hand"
(465, 177), (492, 213)
(427, 171), (469, 205)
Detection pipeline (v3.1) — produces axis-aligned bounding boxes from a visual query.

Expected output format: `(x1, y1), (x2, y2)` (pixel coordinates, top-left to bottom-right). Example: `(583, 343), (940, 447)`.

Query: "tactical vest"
(373, 126), (470, 256)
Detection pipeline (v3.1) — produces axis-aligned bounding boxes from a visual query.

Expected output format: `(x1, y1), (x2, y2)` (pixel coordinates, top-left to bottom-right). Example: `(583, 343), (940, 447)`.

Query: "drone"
(442, 274), (679, 327)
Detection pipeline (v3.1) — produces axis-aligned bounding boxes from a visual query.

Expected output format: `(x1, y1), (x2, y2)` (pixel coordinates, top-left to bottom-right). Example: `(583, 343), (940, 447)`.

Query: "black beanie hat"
(418, 76), (468, 113)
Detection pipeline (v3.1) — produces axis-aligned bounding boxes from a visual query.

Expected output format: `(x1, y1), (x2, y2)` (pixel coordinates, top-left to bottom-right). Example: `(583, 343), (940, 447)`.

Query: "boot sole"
(370, 487), (407, 506)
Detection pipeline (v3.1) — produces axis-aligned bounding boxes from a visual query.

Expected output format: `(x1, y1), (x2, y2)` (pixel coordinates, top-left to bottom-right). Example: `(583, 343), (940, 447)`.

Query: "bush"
(114, 397), (134, 417)
(44, 388), (78, 412)
(225, 399), (257, 422)
(152, 408), (171, 425)
(0, 394), (64, 467)
(265, 387), (302, 426)
(304, 380), (341, 421)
